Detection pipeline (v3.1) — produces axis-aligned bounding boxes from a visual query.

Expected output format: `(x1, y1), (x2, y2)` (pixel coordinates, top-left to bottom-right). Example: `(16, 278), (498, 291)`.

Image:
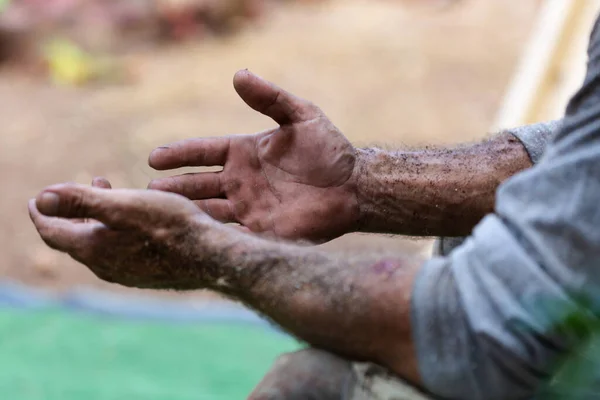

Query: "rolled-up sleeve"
(509, 120), (561, 164)
(413, 17), (600, 400)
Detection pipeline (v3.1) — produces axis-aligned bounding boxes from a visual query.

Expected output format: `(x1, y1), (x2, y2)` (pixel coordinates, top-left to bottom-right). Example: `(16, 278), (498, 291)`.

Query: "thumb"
(233, 69), (319, 125)
(35, 184), (191, 230)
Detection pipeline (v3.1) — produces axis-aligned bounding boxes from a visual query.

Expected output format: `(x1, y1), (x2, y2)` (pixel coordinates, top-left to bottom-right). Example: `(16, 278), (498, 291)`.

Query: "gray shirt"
(414, 17), (600, 400)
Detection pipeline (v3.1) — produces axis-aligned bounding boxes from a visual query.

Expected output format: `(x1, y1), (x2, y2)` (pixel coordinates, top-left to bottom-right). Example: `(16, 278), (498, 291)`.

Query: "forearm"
(205, 228), (423, 385)
(353, 132), (532, 237)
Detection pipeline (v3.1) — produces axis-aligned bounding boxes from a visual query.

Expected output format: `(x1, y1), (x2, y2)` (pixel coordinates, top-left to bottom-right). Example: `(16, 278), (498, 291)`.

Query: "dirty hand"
(29, 181), (230, 289)
(148, 70), (359, 243)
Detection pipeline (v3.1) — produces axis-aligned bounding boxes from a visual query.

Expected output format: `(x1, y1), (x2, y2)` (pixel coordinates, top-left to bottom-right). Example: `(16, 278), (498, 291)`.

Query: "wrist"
(348, 147), (388, 233)
(191, 219), (297, 295)
(187, 216), (249, 289)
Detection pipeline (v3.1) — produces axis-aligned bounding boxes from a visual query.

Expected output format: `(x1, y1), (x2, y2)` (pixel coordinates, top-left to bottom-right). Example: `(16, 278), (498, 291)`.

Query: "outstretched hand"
(148, 70), (360, 243)
(29, 180), (227, 289)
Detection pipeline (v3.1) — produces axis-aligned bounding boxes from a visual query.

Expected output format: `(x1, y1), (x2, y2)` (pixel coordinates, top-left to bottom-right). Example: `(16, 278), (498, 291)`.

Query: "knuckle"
(68, 190), (88, 218)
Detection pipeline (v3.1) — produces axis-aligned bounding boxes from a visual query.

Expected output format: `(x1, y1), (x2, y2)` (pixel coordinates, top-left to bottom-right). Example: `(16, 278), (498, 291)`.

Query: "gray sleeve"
(413, 17), (600, 400)
(506, 120), (562, 164)
(434, 121), (560, 257)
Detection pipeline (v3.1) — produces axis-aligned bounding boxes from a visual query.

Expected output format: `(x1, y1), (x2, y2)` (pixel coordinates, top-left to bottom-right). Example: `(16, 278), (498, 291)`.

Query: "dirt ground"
(1, 0), (539, 296)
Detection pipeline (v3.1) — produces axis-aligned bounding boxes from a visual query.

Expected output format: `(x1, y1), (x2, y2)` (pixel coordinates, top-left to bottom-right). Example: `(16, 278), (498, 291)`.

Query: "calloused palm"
(148, 70), (359, 243)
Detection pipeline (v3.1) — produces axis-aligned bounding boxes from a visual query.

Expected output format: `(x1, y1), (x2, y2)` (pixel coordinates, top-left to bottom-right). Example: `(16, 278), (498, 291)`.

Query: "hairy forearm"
(204, 227), (422, 384)
(353, 133), (532, 236)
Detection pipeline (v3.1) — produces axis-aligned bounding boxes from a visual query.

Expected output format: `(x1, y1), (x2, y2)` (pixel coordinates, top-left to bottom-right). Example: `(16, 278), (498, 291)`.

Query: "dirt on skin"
(1, 0), (539, 297)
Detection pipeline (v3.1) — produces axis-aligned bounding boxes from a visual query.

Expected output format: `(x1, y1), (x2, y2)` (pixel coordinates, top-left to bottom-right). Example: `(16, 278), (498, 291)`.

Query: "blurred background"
(0, 0), (545, 398)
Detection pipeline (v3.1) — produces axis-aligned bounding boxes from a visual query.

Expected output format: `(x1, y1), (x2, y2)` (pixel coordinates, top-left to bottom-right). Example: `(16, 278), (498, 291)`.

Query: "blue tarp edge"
(0, 280), (280, 331)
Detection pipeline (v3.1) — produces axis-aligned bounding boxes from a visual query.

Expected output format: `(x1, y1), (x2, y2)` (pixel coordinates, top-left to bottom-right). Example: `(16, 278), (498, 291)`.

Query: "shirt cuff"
(506, 120), (562, 164)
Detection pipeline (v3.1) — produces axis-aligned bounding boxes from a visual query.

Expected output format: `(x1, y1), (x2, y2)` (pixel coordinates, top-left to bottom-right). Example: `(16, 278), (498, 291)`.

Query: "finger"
(148, 137), (231, 170)
(233, 69), (319, 125)
(194, 199), (237, 223)
(29, 198), (92, 252)
(73, 177), (113, 224)
(92, 177), (112, 189)
(35, 183), (194, 229)
(148, 173), (223, 200)
(72, 178), (112, 223)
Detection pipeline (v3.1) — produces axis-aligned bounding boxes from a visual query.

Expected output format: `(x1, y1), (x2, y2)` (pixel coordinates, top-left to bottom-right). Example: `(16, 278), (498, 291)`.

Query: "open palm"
(148, 70), (359, 243)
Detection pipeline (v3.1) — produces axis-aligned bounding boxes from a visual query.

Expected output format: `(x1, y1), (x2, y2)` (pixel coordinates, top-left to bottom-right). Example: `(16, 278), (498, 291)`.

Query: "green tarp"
(0, 308), (301, 400)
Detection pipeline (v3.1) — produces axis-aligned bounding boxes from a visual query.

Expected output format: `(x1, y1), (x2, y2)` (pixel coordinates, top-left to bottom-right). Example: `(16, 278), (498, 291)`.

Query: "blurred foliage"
(43, 38), (93, 85)
(42, 37), (127, 85)
(541, 296), (600, 398)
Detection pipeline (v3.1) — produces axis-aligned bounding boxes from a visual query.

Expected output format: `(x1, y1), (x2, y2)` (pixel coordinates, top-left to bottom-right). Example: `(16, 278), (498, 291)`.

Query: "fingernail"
(92, 177), (110, 189)
(37, 192), (60, 216)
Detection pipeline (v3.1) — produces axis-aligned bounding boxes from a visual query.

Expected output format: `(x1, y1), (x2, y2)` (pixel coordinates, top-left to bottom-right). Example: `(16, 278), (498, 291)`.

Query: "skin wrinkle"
(255, 136), (283, 238)
(264, 89), (284, 122)
(258, 140), (284, 204)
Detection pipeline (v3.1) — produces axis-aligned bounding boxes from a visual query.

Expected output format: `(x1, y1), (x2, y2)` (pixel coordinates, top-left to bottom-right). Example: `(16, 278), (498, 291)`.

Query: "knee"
(248, 349), (354, 400)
